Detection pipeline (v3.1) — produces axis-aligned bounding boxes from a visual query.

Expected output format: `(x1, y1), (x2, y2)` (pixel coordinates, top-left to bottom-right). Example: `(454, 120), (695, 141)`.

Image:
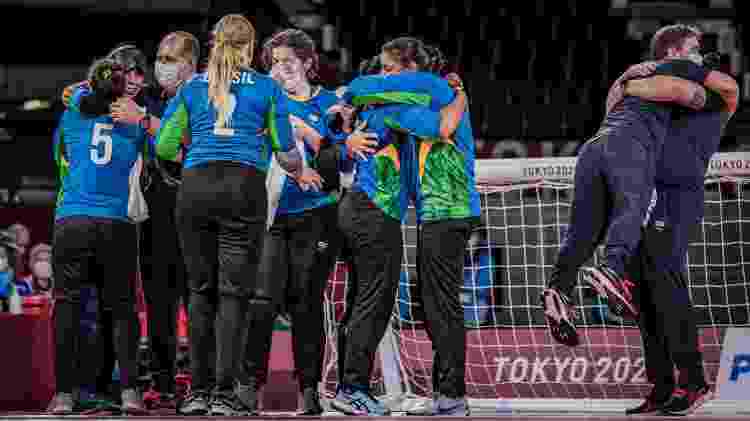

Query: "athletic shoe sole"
(542, 290), (580, 346)
(583, 267), (638, 318)
(663, 389), (714, 416)
(330, 398), (366, 416)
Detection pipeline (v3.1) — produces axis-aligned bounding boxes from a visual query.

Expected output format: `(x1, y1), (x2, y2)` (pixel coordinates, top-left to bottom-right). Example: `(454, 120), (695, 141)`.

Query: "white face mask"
(155, 62), (187, 90)
(0, 256), (7, 272)
(33, 260), (52, 280)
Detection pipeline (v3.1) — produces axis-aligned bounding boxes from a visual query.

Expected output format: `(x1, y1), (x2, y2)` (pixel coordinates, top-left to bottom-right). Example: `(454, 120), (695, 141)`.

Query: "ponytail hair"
(423, 44), (447, 75)
(207, 14), (255, 129)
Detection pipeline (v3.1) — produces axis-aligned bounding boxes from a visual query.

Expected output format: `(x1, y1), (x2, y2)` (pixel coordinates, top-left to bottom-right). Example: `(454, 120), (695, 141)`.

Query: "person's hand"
(445, 72), (465, 91)
(327, 103), (356, 133)
(111, 97), (146, 125)
(345, 121), (378, 160)
(62, 80), (90, 108)
(290, 115), (323, 153)
(293, 167), (324, 191)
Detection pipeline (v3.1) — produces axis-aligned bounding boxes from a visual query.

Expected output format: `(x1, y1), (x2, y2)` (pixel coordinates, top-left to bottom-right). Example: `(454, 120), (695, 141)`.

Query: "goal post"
(322, 152), (750, 415)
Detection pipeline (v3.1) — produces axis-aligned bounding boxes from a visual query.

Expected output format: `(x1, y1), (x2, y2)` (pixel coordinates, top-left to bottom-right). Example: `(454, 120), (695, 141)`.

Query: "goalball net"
(322, 152), (750, 414)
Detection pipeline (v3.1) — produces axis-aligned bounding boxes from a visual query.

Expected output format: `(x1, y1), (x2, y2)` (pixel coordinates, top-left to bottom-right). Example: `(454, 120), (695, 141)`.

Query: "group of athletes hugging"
(45, 11), (738, 418)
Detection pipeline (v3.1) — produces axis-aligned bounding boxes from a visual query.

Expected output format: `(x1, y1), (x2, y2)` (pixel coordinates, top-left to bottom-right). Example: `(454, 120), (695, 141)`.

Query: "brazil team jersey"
(350, 105), (411, 222)
(54, 88), (149, 222)
(274, 87), (341, 216)
(157, 70), (294, 172)
(345, 71), (481, 222)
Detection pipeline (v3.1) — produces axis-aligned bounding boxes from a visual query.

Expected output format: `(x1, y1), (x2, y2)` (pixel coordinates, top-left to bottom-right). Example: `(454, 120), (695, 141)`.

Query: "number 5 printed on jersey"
(91, 122), (113, 165)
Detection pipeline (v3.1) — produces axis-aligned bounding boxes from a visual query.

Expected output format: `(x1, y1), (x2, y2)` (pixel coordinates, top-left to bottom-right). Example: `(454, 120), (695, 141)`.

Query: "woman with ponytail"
(156, 14), (316, 416)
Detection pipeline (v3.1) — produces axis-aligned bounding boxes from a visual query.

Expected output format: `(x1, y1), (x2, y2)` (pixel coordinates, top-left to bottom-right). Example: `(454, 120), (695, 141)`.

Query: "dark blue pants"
(243, 204), (341, 390)
(629, 219), (705, 391)
(337, 190), (402, 388)
(53, 216), (139, 393)
(176, 162), (267, 395)
(551, 132), (654, 296)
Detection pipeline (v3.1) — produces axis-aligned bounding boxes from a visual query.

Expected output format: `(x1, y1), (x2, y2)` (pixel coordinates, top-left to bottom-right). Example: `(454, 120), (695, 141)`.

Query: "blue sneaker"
(407, 395), (469, 416)
(330, 384), (391, 416)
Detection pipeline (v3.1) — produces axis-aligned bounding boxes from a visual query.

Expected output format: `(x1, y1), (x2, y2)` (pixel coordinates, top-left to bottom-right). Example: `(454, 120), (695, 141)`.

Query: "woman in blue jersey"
(156, 14), (311, 416)
(48, 55), (149, 415)
(237, 28), (346, 415)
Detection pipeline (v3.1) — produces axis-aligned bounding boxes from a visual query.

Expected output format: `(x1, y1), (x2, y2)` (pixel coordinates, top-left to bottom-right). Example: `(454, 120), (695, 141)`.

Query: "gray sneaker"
(178, 390), (210, 416)
(47, 392), (75, 415)
(235, 379), (259, 413)
(407, 395), (469, 416)
(209, 393), (255, 417)
(121, 388), (148, 415)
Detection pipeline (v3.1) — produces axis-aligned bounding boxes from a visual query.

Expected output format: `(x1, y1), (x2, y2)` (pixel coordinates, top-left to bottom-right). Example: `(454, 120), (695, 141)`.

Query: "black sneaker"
(299, 386), (324, 415)
(625, 387), (672, 415)
(660, 385), (713, 416)
(177, 390), (209, 416)
(541, 288), (579, 346)
(583, 264), (638, 319)
(209, 393), (256, 417)
(234, 379), (259, 414)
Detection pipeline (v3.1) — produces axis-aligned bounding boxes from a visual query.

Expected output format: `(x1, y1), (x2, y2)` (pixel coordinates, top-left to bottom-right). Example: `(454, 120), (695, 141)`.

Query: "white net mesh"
(322, 152), (750, 407)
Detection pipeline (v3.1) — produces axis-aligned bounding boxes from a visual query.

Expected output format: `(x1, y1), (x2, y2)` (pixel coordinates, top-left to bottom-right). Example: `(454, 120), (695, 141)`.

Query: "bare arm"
(439, 90), (467, 139)
(438, 72), (468, 139)
(624, 76), (709, 110)
(704, 70), (739, 115)
(605, 61), (659, 115)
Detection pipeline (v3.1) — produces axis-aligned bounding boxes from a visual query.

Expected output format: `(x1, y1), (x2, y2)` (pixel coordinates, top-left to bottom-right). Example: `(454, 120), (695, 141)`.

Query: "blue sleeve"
(385, 105), (441, 138)
(653, 60), (709, 84)
(266, 80), (295, 152)
(347, 72), (454, 109)
(68, 86), (92, 113)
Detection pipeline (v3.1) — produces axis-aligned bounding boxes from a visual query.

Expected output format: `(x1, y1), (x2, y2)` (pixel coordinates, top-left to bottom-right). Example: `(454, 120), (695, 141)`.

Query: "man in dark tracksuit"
(542, 57), (714, 347)
(622, 61), (737, 416)
(125, 33), (199, 407)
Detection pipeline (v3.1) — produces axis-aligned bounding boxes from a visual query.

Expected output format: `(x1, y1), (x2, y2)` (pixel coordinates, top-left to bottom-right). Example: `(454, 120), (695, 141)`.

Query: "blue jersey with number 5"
(55, 88), (147, 222)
